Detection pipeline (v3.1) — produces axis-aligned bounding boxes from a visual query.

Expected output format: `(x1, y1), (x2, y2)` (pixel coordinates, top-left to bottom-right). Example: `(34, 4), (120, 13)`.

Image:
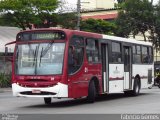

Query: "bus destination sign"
(17, 31), (65, 41)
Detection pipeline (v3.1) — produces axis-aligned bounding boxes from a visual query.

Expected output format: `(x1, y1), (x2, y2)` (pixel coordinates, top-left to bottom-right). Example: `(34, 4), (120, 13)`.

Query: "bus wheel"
(44, 98), (51, 104)
(132, 78), (140, 96)
(124, 91), (132, 96)
(87, 81), (96, 103)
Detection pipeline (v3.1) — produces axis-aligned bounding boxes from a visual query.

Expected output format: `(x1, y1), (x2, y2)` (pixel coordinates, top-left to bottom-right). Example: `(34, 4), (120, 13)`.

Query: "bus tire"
(124, 91), (132, 96)
(132, 78), (140, 96)
(87, 80), (96, 103)
(44, 98), (51, 104)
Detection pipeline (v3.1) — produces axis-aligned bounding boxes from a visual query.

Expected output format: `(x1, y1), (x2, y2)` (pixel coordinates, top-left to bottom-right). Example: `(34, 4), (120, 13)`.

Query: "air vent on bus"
(25, 79), (47, 82)
(20, 91), (56, 95)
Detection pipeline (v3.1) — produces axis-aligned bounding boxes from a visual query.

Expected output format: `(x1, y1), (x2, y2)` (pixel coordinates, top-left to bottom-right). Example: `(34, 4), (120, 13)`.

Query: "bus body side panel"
(68, 63), (102, 98)
(68, 62), (89, 98)
(68, 32), (103, 98)
(132, 64), (154, 89)
(108, 64), (124, 93)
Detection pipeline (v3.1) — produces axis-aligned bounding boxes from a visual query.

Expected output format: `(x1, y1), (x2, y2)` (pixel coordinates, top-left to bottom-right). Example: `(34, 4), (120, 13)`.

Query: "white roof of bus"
(103, 35), (152, 46)
(26, 28), (151, 46)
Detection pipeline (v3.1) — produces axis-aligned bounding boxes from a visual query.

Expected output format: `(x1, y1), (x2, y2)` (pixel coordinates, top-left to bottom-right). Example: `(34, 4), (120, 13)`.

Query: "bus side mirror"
(5, 47), (13, 62)
(5, 41), (16, 62)
(5, 47), (8, 55)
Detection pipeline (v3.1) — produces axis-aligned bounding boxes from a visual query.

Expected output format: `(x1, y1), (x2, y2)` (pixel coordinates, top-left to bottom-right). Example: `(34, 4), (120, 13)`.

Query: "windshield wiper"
(39, 42), (54, 66)
(15, 46), (19, 71)
(34, 44), (40, 74)
(41, 42), (54, 57)
(33, 45), (38, 66)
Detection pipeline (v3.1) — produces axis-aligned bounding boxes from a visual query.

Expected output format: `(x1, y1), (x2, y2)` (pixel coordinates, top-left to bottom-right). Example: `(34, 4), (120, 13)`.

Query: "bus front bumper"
(12, 82), (68, 98)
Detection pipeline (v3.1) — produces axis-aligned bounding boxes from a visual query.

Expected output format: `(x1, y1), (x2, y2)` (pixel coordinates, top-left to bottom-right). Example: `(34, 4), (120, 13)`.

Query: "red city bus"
(6, 28), (154, 104)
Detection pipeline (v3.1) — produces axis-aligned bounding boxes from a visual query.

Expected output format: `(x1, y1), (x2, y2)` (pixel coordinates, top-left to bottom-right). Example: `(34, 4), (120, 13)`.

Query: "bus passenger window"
(111, 42), (121, 63)
(148, 47), (153, 63)
(133, 45), (141, 63)
(68, 36), (84, 74)
(68, 46), (76, 74)
(142, 46), (148, 63)
(86, 39), (99, 63)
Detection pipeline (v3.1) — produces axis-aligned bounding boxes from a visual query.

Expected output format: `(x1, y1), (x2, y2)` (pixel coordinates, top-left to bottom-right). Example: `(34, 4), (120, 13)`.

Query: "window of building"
(111, 42), (122, 63)
(86, 39), (99, 63)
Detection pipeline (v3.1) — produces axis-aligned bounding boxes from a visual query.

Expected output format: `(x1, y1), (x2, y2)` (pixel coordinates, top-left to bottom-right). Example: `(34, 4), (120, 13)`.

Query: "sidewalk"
(0, 87), (12, 93)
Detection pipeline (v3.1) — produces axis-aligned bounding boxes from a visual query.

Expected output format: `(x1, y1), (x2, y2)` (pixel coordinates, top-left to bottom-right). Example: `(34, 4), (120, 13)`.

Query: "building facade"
(81, 0), (115, 10)
(0, 26), (20, 73)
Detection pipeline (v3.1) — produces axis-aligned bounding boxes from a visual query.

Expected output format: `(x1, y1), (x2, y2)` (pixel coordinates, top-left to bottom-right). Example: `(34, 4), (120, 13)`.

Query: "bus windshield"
(15, 43), (65, 75)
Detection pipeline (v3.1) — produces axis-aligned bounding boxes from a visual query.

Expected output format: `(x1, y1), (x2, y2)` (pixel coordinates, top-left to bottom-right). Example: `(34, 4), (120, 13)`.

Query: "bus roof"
(18, 28), (102, 39)
(103, 35), (152, 46)
(19, 28), (152, 46)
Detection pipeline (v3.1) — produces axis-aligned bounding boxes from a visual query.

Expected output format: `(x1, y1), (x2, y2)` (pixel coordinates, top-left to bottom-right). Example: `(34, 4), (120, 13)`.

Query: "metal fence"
(0, 56), (12, 74)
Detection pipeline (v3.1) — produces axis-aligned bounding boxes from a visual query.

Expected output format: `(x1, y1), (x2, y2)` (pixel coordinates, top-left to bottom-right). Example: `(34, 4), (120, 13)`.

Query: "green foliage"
(117, 0), (126, 3)
(57, 13), (77, 29)
(115, 0), (160, 51)
(151, 1), (160, 50)
(0, 73), (11, 88)
(0, 14), (15, 26)
(115, 0), (155, 41)
(0, 0), (59, 30)
(114, 11), (132, 37)
(80, 18), (116, 35)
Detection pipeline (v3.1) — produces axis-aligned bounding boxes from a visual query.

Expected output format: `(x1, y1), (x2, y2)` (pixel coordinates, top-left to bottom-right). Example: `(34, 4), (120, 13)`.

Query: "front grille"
(25, 79), (47, 82)
(19, 83), (57, 88)
(20, 91), (56, 95)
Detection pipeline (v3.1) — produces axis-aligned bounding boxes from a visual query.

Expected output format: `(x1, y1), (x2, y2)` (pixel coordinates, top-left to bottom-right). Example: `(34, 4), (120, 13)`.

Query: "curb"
(0, 88), (12, 93)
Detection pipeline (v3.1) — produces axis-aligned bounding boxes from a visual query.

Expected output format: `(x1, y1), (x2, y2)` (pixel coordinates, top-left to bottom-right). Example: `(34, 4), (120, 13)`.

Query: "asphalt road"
(0, 87), (160, 114)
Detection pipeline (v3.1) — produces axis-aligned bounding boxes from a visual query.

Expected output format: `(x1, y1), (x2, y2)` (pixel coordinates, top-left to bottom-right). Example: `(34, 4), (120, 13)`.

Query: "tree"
(0, 14), (14, 26)
(114, 11), (132, 37)
(57, 12), (77, 29)
(115, 0), (155, 42)
(56, 0), (77, 29)
(80, 18), (116, 35)
(0, 0), (59, 30)
(117, 0), (126, 4)
(152, 0), (160, 51)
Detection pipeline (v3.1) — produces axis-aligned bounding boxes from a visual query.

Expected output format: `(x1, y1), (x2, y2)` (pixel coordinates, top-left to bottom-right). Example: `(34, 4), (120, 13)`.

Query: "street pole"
(77, 0), (81, 30)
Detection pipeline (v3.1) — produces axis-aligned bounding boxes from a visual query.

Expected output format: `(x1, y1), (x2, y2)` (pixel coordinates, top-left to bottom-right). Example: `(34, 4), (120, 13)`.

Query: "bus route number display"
(17, 32), (65, 41)
(35, 33), (64, 40)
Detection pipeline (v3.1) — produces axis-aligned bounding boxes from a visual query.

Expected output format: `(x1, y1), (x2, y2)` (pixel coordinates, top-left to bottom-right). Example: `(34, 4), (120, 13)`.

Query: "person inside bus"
(68, 46), (76, 74)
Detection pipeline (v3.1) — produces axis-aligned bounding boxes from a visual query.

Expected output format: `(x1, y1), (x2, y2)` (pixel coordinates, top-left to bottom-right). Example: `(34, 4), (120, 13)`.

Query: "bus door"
(123, 46), (132, 90)
(101, 43), (109, 93)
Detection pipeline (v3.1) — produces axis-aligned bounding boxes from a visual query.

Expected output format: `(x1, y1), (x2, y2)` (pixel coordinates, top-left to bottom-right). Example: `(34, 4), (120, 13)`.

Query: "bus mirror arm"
(5, 41), (16, 62)
(5, 41), (16, 46)
(5, 40), (16, 55)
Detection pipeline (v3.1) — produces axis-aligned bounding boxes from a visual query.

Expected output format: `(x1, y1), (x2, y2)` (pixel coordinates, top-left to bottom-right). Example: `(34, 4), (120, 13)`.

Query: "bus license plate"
(32, 89), (41, 93)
